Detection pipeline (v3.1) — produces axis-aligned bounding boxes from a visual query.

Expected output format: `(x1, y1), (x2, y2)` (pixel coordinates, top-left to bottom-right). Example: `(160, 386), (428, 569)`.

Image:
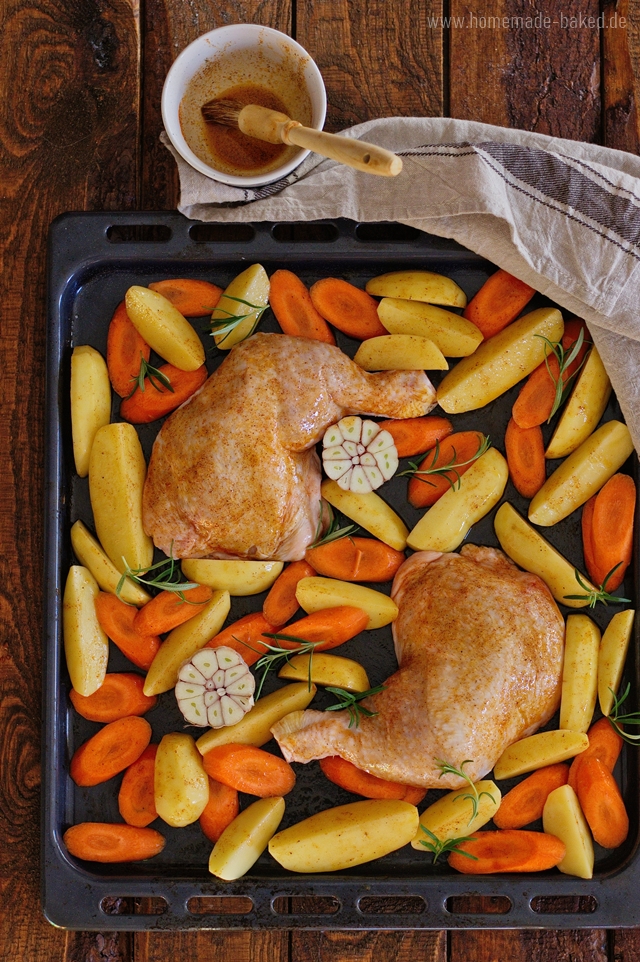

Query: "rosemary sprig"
(239, 633), (320, 699)
(324, 685), (386, 728)
(127, 354), (174, 398)
(116, 551), (200, 603)
(435, 759), (496, 824)
(398, 435), (491, 491)
(535, 328), (589, 421)
(309, 502), (358, 548)
(564, 565), (631, 608)
(418, 825), (478, 864)
(210, 295), (268, 345)
(606, 683), (640, 744)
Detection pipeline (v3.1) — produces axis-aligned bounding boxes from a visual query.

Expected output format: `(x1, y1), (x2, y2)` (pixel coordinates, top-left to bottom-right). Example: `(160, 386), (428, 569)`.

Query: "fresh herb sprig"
(564, 566), (631, 608)
(127, 354), (174, 398)
(607, 683), (640, 745)
(240, 633), (320, 699)
(535, 328), (589, 421)
(324, 685), (386, 728)
(398, 435), (491, 491)
(210, 295), (268, 345)
(308, 502), (358, 549)
(116, 552), (200, 603)
(418, 825), (478, 864)
(435, 758), (496, 824)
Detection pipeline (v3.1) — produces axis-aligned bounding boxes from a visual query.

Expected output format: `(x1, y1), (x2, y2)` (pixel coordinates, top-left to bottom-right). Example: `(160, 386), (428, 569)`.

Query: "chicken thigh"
(142, 333), (436, 561)
(272, 545), (565, 789)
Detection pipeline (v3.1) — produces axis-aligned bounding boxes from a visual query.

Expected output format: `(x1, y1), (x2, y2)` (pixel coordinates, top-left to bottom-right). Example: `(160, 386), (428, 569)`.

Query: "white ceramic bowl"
(162, 24), (327, 187)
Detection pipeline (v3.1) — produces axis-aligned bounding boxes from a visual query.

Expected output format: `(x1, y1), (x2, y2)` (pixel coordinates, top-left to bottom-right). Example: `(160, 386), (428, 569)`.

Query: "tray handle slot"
(271, 895), (341, 915)
(357, 895), (427, 915)
(530, 895), (598, 914)
(100, 895), (168, 916)
(187, 895), (254, 915)
(106, 224), (172, 243)
(355, 223), (421, 243)
(271, 222), (339, 243)
(189, 224), (256, 243)
(446, 895), (512, 915)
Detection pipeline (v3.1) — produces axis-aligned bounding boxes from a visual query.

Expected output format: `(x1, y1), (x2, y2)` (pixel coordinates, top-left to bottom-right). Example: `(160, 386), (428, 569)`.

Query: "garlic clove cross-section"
(321, 416), (399, 493)
(175, 646), (255, 728)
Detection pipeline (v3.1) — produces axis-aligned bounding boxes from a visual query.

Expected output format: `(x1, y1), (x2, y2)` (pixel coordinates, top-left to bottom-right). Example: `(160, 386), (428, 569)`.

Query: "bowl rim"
(161, 24), (327, 188)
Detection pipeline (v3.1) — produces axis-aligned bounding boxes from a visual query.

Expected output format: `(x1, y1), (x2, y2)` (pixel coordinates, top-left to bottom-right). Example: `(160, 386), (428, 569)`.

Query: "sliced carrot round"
(201, 743), (296, 797)
(63, 822), (165, 862)
(70, 715), (152, 787)
(70, 673), (157, 722)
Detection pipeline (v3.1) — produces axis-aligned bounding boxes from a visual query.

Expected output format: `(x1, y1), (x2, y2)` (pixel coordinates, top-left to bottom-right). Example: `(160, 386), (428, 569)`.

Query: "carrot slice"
(133, 584), (213, 636)
(269, 270), (335, 343)
(584, 473), (636, 590)
(463, 269), (536, 339)
(120, 363), (208, 424)
(319, 756), (426, 804)
(448, 829), (566, 874)
(567, 716), (623, 791)
(504, 418), (546, 499)
(201, 743), (296, 796)
(70, 715), (152, 786)
(70, 673), (157, 722)
(147, 278), (223, 316)
(118, 744), (158, 827)
(407, 431), (486, 509)
(94, 592), (161, 670)
(376, 415), (453, 458)
(575, 757), (629, 848)
(511, 355), (561, 429)
(107, 300), (151, 398)
(305, 536), (405, 583)
(274, 606), (369, 651)
(63, 822), (165, 862)
(263, 560), (316, 627)
(493, 763), (569, 829)
(309, 277), (387, 339)
(203, 612), (277, 666)
(199, 777), (240, 843)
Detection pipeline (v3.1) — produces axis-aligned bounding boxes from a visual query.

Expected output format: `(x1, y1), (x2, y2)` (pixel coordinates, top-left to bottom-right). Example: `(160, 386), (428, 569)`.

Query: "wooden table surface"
(3, 0), (640, 959)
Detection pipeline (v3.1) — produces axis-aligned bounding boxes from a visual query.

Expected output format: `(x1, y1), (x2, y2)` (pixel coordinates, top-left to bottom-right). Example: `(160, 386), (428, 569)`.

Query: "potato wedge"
(493, 730), (589, 780)
(209, 797), (285, 880)
(181, 559), (283, 596)
(436, 307), (564, 413)
(598, 609), (635, 716)
(365, 270), (467, 307)
(70, 345), (111, 478)
(406, 448), (508, 552)
(143, 590), (231, 696)
(295, 577), (398, 629)
(63, 565), (109, 697)
(560, 614), (600, 733)
(411, 780), (501, 850)
(377, 297), (483, 357)
(545, 347), (612, 459)
(70, 520), (151, 607)
(88, 422), (153, 573)
(125, 285), (205, 371)
(278, 653), (370, 692)
(494, 502), (596, 608)
(155, 732), (209, 828)
(353, 334), (448, 372)
(212, 263), (270, 349)
(321, 479), (408, 550)
(196, 682), (317, 755)
(528, 420), (634, 526)
(268, 799), (419, 872)
(542, 784), (594, 879)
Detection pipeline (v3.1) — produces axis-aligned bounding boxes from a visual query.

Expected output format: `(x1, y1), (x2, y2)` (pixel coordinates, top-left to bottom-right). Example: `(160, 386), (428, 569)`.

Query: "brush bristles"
(201, 98), (244, 127)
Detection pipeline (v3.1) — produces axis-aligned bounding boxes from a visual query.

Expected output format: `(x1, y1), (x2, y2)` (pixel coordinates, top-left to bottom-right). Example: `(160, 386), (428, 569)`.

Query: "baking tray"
(43, 211), (640, 930)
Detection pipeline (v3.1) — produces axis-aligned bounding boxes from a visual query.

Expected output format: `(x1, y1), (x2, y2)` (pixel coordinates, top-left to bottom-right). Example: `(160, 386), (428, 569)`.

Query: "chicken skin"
(272, 546), (565, 789)
(142, 333), (436, 561)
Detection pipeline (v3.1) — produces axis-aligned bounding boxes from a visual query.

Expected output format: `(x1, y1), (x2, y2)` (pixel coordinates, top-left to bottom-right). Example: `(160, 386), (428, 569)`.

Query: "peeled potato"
(353, 334), (448, 372)
(154, 733), (209, 828)
(377, 297), (483, 357)
(545, 347), (612, 459)
(295, 577), (398, 629)
(365, 270), (467, 307)
(598, 609), (635, 716)
(212, 264), (270, 349)
(321, 479), (408, 550)
(542, 784), (594, 879)
(125, 285), (205, 371)
(70, 520), (150, 607)
(559, 614), (600, 733)
(63, 565), (109, 697)
(493, 730), (589, 780)
(209, 797), (285, 880)
(181, 559), (283, 596)
(278, 652), (370, 692)
(70, 345), (111, 477)
(411, 780), (501, 850)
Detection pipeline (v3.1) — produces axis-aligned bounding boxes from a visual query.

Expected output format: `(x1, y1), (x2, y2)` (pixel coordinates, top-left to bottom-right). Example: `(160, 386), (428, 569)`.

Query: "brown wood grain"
(449, 927), (608, 962)
(135, 930), (288, 962)
(603, 0), (640, 153)
(291, 929), (447, 962)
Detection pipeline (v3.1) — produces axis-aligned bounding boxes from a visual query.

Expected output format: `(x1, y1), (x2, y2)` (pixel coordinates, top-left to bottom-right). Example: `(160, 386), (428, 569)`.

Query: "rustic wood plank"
(290, 929), (447, 962)
(603, 0), (640, 152)
(449, 928), (608, 962)
(136, 930), (289, 962)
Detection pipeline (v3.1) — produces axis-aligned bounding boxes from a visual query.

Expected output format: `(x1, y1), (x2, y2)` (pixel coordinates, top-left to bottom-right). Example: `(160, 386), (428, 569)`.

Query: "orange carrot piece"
(63, 822), (165, 863)
(203, 612), (277, 666)
(107, 301), (151, 398)
(202, 743), (296, 797)
(376, 415), (453, 458)
(263, 560), (317, 627)
(576, 757), (629, 848)
(70, 715), (152, 787)
(305, 536), (405, 583)
(463, 269), (536, 339)
(118, 744), (158, 827)
(407, 431), (486, 509)
(319, 756), (426, 804)
(199, 777), (240, 843)
(493, 763), (569, 829)
(309, 277), (387, 339)
(504, 418), (546, 499)
(120, 363), (208, 424)
(94, 592), (161, 671)
(274, 606), (369, 651)
(269, 270), (335, 343)
(147, 278), (223, 316)
(584, 473), (636, 590)
(133, 584), (213, 636)
(448, 829), (566, 874)
(511, 355), (561, 429)
(568, 717), (623, 791)
(70, 673), (157, 722)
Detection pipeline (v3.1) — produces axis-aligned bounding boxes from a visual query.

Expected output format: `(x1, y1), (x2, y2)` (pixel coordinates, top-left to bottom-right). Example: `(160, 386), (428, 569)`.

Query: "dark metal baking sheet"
(43, 211), (639, 930)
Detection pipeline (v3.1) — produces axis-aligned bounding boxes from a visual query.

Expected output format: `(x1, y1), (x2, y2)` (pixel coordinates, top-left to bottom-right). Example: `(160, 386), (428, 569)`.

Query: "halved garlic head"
(175, 646), (255, 728)
(322, 416), (398, 493)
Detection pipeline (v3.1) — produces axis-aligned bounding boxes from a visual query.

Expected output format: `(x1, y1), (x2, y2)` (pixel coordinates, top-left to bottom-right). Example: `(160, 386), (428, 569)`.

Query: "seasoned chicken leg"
(143, 333), (435, 561)
(272, 546), (565, 789)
